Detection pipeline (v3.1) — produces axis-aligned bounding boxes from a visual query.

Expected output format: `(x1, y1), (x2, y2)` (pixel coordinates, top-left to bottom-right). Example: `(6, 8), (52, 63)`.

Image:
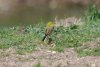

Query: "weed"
(85, 4), (100, 21)
(34, 63), (41, 67)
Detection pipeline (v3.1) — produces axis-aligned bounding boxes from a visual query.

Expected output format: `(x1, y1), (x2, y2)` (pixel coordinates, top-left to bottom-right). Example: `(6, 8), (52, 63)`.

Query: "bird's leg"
(48, 38), (52, 45)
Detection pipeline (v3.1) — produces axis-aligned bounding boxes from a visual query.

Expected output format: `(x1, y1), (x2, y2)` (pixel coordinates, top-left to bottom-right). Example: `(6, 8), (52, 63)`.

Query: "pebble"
(52, 51), (56, 54)
(91, 64), (96, 67)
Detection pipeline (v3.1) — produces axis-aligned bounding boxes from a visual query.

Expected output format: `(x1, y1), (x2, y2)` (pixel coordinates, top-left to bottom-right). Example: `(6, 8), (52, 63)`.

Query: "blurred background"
(0, 0), (100, 26)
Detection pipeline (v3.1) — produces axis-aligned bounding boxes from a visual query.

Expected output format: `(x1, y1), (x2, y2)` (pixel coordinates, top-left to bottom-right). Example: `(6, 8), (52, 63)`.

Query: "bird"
(42, 21), (54, 42)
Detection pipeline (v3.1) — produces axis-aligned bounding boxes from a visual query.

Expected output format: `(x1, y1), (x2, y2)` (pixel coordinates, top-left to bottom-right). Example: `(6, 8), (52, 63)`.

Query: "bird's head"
(47, 21), (54, 27)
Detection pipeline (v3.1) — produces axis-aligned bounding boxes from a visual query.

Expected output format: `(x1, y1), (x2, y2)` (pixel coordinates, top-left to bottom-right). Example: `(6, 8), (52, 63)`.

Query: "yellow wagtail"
(42, 21), (54, 41)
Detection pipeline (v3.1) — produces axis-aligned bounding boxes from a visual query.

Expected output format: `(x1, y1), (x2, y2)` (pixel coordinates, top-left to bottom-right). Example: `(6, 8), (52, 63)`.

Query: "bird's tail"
(42, 35), (47, 41)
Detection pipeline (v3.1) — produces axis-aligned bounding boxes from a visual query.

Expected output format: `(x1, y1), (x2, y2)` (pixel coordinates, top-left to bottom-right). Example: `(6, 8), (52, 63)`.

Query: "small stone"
(91, 64), (96, 67)
(52, 51), (56, 54)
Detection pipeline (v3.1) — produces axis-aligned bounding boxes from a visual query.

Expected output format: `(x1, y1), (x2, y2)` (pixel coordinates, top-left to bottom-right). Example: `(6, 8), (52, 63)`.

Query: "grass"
(34, 63), (41, 67)
(0, 5), (100, 56)
(76, 47), (100, 57)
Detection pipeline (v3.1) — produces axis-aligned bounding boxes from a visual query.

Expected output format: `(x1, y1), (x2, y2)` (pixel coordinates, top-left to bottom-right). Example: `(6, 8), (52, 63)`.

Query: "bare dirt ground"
(0, 44), (100, 67)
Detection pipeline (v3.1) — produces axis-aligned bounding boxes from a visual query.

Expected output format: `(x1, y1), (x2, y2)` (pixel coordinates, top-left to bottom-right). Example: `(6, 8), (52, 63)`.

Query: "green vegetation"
(85, 4), (100, 21)
(34, 63), (41, 67)
(76, 47), (100, 57)
(0, 5), (100, 56)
